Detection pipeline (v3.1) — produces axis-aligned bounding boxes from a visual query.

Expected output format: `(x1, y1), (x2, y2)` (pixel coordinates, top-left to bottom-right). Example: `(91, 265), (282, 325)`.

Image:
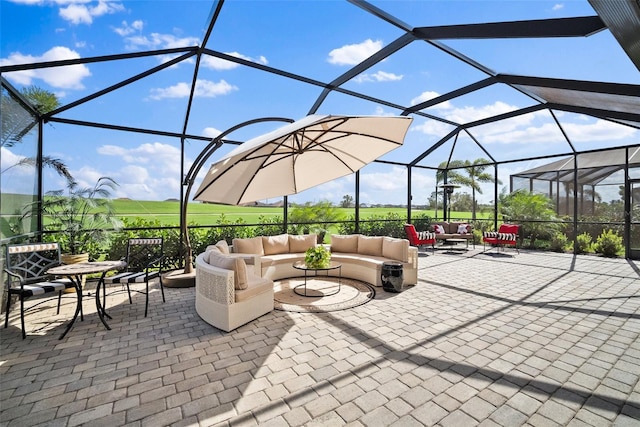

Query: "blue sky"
(1, 0), (638, 206)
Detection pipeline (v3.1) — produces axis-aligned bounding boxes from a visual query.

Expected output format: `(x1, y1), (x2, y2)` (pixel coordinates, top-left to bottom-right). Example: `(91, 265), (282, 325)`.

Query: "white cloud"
(412, 119), (455, 137)
(328, 39), (383, 65)
(59, 1), (125, 25)
(113, 20), (144, 36)
(148, 79), (238, 100)
(203, 127), (222, 138)
(552, 4), (564, 11)
(201, 52), (268, 70)
(96, 142), (184, 200)
(410, 91), (452, 109)
(0, 46), (91, 89)
(353, 71), (403, 83)
(562, 118), (637, 142)
(123, 32), (199, 51)
(0, 148), (28, 176)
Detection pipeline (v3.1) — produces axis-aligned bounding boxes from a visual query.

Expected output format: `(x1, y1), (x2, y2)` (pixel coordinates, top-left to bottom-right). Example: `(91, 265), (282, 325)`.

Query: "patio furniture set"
(5, 226), (518, 339)
(4, 238), (165, 339)
(194, 233), (418, 332)
(404, 222), (520, 254)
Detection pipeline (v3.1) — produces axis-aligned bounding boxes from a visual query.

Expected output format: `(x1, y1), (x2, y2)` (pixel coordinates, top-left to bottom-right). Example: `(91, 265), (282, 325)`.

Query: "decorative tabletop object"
(304, 245), (331, 269)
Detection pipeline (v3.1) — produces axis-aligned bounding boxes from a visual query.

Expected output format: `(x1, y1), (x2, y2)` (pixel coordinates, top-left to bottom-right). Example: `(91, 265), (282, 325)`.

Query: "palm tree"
(456, 159), (501, 220)
(1, 85), (73, 183)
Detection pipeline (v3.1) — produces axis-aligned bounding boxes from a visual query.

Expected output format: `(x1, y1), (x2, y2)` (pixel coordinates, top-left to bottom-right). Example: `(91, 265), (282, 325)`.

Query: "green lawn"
(2, 193), (490, 234)
(111, 199), (489, 226)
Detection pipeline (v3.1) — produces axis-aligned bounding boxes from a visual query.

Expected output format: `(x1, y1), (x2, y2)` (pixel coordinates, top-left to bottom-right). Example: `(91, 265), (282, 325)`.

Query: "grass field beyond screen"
(110, 199), (456, 226)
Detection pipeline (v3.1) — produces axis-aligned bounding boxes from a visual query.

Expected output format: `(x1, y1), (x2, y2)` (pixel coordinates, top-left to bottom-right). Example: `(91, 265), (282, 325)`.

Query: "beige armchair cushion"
(289, 234), (317, 253)
(232, 236), (264, 255)
(331, 234), (358, 253)
(262, 234), (290, 255)
(207, 250), (249, 290)
(357, 235), (383, 257)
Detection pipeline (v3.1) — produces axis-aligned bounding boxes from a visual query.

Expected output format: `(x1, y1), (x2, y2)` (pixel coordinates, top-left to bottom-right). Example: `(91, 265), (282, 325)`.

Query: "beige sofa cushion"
(263, 234), (290, 255)
(382, 237), (408, 262)
(233, 236), (264, 255)
(208, 250), (249, 290)
(215, 240), (230, 254)
(235, 276), (273, 302)
(289, 234), (317, 253)
(331, 234), (358, 253)
(357, 235), (383, 257)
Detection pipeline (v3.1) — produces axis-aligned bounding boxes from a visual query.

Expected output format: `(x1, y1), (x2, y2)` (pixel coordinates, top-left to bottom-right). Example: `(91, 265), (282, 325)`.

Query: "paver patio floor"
(1, 249), (639, 426)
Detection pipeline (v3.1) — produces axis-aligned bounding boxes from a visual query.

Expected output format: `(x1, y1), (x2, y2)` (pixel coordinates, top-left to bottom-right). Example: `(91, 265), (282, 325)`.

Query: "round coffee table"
(292, 261), (342, 297)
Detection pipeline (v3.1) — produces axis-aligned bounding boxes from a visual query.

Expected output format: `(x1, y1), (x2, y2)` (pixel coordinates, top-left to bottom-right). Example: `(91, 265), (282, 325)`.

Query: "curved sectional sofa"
(195, 233), (418, 332)
(231, 233), (418, 286)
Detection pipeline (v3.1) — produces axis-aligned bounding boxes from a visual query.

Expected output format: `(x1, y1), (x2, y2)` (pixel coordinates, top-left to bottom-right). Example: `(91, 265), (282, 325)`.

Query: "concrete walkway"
(1, 249), (639, 426)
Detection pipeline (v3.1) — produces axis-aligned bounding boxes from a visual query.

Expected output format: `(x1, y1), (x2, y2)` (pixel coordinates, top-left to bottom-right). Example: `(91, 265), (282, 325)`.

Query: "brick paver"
(1, 250), (639, 426)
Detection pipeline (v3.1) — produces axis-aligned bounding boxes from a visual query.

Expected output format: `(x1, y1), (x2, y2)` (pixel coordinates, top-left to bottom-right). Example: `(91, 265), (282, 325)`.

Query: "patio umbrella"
(193, 114), (413, 205)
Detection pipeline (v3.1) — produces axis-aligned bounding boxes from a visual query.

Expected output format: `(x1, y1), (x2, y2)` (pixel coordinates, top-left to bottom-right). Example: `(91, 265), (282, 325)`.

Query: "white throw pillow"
(457, 224), (469, 234)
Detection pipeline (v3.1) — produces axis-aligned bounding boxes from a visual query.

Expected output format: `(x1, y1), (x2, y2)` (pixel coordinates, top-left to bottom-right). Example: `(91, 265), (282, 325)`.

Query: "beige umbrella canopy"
(194, 114), (413, 205)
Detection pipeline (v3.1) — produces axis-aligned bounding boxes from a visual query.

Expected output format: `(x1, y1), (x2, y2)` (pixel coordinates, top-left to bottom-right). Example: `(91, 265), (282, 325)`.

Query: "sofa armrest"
(195, 253), (234, 305)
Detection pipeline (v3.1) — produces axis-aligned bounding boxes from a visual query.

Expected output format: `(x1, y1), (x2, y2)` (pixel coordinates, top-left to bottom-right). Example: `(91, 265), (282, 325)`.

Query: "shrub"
(593, 229), (623, 257)
(549, 232), (569, 253)
(574, 232), (593, 254)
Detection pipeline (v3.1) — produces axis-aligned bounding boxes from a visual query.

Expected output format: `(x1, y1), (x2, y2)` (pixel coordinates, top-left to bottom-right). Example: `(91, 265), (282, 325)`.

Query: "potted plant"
(304, 245), (331, 269)
(33, 177), (123, 262)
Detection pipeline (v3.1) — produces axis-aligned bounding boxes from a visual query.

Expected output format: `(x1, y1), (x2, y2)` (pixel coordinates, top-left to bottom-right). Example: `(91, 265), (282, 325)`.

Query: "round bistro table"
(48, 260), (126, 335)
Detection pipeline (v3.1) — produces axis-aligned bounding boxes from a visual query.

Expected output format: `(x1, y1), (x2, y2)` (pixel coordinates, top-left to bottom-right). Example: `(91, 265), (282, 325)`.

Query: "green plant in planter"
(35, 177), (123, 259)
(304, 245), (331, 268)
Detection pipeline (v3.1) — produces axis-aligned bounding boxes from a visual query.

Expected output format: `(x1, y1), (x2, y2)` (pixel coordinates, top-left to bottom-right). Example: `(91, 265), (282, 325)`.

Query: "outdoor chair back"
(4, 242), (79, 339)
(104, 238), (166, 317)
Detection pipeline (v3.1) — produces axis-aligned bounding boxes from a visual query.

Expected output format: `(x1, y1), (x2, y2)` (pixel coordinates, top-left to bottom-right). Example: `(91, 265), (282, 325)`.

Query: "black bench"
(4, 242), (81, 339)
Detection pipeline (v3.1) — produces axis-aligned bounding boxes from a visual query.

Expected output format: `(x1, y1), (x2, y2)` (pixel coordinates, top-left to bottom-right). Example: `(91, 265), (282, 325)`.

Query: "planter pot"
(60, 253), (89, 292)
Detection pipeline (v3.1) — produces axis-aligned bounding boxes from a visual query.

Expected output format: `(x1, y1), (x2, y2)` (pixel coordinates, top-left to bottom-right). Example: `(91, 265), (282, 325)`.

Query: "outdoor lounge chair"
(404, 224), (436, 253)
(482, 224), (520, 254)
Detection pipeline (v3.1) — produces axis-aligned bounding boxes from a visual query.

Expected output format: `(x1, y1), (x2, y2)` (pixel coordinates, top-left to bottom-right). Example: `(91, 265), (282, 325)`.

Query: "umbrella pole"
(180, 117), (295, 275)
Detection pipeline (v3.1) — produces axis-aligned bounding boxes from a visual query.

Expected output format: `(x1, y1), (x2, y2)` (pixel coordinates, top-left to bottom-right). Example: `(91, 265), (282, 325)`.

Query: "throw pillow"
(262, 234), (289, 255)
(433, 224), (445, 234)
(457, 224), (469, 234)
(289, 234), (317, 253)
(331, 234), (358, 253)
(358, 235), (383, 256)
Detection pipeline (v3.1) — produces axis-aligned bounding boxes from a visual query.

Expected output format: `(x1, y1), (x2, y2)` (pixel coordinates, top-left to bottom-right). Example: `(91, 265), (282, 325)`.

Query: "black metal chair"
(104, 238), (166, 317)
(4, 242), (80, 339)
